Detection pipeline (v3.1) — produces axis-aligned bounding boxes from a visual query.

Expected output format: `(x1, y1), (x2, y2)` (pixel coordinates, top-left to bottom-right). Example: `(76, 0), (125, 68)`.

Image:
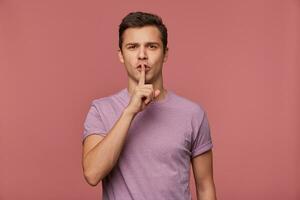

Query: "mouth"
(136, 64), (151, 72)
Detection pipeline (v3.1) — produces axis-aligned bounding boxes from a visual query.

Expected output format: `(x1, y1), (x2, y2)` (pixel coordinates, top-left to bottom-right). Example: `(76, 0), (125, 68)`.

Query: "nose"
(138, 46), (147, 60)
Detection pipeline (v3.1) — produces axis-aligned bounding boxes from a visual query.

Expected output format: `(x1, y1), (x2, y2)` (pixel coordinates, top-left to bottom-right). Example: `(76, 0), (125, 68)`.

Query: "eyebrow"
(125, 42), (161, 47)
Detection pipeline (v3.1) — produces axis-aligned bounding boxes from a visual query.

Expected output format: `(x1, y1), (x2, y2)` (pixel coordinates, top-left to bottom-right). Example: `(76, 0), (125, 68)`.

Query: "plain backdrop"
(0, 0), (299, 199)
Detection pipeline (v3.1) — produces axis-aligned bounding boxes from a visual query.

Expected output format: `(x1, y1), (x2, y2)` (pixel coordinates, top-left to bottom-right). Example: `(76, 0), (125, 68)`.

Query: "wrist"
(123, 107), (137, 118)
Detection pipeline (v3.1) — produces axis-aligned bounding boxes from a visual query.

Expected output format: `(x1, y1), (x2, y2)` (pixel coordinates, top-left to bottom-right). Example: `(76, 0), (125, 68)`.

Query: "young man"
(82, 11), (217, 200)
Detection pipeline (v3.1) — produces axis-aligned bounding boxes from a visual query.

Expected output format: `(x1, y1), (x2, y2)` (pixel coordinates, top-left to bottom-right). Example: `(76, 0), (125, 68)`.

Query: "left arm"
(192, 149), (217, 200)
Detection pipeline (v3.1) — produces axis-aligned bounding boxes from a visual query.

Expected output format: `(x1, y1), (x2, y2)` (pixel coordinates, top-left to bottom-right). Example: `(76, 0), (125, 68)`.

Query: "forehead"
(122, 26), (162, 44)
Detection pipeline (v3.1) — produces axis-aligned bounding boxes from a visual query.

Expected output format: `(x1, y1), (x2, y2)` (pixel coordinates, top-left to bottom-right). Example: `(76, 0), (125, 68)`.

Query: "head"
(118, 11), (169, 85)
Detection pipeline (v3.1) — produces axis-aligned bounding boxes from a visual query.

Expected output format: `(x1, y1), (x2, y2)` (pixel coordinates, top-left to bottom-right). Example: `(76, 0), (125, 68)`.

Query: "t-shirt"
(82, 88), (213, 200)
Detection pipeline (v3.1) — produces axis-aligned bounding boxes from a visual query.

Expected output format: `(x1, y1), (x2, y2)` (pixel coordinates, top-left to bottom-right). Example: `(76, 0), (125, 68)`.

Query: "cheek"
(151, 54), (165, 65)
(123, 54), (136, 65)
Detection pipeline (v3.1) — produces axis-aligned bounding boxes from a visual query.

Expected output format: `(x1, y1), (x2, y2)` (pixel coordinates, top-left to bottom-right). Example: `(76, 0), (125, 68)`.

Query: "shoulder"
(170, 91), (206, 118)
(90, 89), (124, 108)
(89, 93), (119, 114)
(92, 96), (112, 107)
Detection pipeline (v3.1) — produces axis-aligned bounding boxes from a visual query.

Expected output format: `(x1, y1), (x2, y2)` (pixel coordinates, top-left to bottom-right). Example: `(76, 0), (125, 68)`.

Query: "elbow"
(82, 158), (102, 186)
(196, 178), (217, 199)
(83, 170), (102, 187)
(82, 158), (111, 186)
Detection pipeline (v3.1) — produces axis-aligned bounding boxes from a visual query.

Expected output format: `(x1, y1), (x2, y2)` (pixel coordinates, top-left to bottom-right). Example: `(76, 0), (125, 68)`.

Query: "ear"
(118, 49), (124, 64)
(163, 47), (169, 63)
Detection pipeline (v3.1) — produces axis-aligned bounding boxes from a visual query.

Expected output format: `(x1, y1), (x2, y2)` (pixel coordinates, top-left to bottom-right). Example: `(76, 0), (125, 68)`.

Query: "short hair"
(119, 11), (168, 54)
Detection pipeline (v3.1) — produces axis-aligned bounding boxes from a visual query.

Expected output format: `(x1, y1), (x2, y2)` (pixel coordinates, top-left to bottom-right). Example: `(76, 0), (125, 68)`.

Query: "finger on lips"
(137, 64), (157, 105)
(138, 65), (145, 86)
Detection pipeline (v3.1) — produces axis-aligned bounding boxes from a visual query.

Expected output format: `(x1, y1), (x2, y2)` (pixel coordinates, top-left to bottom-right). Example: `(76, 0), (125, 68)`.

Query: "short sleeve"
(191, 110), (213, 158)
(82, 100), (107, 143)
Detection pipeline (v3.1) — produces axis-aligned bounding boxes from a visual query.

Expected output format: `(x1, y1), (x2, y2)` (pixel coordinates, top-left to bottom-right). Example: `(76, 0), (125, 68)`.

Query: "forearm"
(83, 108), (136, 185)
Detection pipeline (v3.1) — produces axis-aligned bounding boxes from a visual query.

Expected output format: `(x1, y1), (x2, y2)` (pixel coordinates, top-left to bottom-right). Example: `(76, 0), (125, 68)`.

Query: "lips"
(136, 64), (151, 72)
(136, 64), (149, 68)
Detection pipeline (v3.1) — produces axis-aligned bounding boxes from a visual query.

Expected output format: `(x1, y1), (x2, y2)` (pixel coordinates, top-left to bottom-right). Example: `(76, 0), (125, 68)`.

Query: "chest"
(122, 107), (193, 162)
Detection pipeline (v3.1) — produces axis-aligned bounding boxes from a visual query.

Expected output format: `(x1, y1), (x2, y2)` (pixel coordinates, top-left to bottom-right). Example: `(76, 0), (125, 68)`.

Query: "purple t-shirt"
(82, 88), (213, 200)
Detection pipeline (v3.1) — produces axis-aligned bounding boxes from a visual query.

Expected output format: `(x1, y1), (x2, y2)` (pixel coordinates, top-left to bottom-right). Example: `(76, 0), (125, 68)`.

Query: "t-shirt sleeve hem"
(191, 141), (213, 158)
(82, 131), (107, 144)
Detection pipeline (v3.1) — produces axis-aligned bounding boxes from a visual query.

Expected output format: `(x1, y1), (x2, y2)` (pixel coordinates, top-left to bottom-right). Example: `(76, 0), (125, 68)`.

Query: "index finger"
(138, 64), (145, 86)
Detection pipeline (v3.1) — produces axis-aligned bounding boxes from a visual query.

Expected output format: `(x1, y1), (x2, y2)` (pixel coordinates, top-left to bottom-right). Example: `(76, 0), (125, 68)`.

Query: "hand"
(125, 65), (160, 115)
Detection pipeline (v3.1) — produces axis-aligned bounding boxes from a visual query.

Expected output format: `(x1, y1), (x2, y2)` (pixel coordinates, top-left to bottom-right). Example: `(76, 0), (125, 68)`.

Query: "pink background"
(0, 0), (299, 199)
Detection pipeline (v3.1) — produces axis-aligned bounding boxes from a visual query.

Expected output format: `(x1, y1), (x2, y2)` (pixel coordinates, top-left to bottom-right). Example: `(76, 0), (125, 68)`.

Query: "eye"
(149, 45), (157, 49)
(128, 45), (137, 49)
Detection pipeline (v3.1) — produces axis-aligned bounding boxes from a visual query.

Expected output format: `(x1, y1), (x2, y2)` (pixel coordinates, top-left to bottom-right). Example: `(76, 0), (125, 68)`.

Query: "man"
(82, 11), (217, 200)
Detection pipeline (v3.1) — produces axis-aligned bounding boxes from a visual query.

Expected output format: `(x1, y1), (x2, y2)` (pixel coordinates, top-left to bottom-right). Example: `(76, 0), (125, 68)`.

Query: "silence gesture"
(125, 64), (161, 115)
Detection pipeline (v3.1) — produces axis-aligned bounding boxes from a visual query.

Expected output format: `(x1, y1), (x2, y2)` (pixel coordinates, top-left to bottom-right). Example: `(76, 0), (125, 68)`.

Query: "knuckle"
(145, 84), (153, 89)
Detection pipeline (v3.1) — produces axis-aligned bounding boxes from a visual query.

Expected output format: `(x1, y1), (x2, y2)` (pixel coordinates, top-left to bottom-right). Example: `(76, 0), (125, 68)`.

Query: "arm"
(82, 108), (136, 186)
(192, 149), (217, 200)
(82, 65), (159, 186)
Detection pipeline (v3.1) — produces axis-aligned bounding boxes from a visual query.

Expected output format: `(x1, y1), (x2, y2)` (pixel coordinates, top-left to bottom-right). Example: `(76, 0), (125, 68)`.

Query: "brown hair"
(119, 11), (168, 54)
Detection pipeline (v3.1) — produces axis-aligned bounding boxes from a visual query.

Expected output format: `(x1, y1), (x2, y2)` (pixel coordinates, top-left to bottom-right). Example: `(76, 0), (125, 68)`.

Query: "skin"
(192, 150), (217, 200)
(118, 25), (168, 104)
(118, 25), (217, 199)
(82, 25), (217, 200)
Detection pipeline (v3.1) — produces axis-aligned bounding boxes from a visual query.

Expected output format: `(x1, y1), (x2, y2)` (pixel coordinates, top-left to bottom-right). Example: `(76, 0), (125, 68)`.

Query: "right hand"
(125, 65), (161, 115)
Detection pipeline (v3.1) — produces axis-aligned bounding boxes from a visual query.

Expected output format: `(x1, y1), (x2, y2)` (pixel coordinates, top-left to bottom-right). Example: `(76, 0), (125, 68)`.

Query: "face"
(118, 25), (168, 84)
